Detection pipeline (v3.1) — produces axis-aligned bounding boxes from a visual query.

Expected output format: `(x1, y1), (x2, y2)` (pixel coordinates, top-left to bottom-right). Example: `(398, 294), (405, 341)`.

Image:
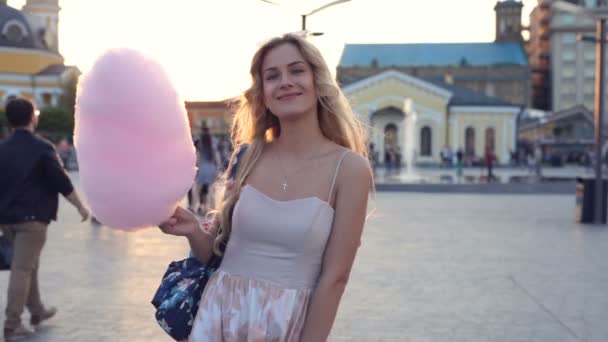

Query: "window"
(562, 67), (576, 78)
(561, 33), (577, 44)
(485, 127), (496, 153)
(558, 14), (576, 24)
(465, 127), (475, 157)
(485, 83), (495, 97)
(1, 20), (28, 43)
(42, 93), (52, 107)
(384, 123), (399, 161)
(420, 126), (432, 157)
(562, 50), (576, 61)
(583, 0), (595, 7)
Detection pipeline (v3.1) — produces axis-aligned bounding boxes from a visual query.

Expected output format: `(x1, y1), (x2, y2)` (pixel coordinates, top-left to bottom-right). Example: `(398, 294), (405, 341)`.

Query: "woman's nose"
(278, 74), (294, 88)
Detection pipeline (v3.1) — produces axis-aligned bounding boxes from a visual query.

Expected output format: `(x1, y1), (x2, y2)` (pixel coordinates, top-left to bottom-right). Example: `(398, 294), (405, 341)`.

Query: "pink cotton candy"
(74, 48), (196, 230)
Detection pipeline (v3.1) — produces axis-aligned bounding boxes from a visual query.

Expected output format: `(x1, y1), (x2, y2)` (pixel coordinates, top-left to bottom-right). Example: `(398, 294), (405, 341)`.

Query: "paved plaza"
(1, 173), (607, 341)
(375, 165), (592, 184)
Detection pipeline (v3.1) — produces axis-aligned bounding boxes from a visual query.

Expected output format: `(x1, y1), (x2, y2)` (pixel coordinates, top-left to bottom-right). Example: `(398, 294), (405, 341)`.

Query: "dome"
(0, 3), (45, 50)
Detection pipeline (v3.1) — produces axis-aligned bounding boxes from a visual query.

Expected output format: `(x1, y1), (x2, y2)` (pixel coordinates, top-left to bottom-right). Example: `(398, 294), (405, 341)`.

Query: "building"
(337, 1), (531, 107)
(518, 105), (594, 164)
(344, 70), (522, 165)
(185, 99), (235, 138)
(527, 0), (598, 111)
(495, 0), (525, 43)
(527, 0), (552, 110)
(0, 0), (78, 109)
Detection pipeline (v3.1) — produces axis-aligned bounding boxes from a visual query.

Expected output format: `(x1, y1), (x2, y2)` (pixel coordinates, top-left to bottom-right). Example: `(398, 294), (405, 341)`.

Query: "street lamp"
(554, 0), (608, 224)
(259, 0), (351, 33)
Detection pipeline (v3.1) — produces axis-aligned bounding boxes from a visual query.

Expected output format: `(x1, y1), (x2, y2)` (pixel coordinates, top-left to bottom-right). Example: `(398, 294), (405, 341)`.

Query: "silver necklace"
(275, 145), (329, 192)
(275, 148), (289, 192)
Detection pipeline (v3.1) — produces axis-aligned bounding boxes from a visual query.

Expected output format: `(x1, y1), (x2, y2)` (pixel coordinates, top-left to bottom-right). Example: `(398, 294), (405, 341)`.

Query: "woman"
(159, 33), (372, 341)
(195, 126), (220, 214)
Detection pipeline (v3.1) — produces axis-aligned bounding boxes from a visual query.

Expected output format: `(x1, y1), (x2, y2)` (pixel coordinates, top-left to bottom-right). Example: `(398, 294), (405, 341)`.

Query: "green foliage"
(0, 111), (8, 139)
(37, 106), (74, 140)
(0, 76), (79, 141)
(36, 76), (79, 141)
(60, 75), (78, 113)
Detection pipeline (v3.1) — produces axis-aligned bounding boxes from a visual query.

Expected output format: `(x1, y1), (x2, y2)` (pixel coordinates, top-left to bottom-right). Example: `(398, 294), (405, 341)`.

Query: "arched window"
(2, 20), (28, 43)
(384, 123), (398, 149)
(420, 126), (432, 156)
(485, 127), (496, 153)
(384, 123), (399, 163)
(465, 127), (475, 157)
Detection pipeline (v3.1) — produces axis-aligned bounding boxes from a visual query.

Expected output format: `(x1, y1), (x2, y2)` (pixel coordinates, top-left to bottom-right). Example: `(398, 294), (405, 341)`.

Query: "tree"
(37, 107), (74, 142)
(35, 75), (79, 142)
(60, 75), (78, 113)
(0, 110), (7, 139)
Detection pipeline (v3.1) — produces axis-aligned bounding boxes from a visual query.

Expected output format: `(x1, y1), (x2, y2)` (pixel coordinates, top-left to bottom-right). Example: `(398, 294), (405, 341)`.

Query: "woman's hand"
(158, 206), (200, 237)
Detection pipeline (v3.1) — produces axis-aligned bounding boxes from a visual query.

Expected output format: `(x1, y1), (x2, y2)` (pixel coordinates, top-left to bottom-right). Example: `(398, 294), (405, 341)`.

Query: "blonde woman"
(159, 33), (372, 341)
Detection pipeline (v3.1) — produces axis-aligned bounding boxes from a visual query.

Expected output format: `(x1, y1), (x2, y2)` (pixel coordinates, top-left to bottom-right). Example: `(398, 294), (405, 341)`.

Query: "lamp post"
(554, 1), (608, 224)
(260, 0), (351, 34)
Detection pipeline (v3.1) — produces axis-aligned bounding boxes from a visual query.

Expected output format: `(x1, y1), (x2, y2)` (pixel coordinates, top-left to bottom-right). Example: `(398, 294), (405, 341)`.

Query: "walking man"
(0, 99), (89, 339)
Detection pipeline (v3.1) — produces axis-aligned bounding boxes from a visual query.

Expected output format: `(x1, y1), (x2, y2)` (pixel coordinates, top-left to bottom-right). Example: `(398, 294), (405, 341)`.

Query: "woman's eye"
(265, 73), (279, 81)
(291, 69), (304, 74)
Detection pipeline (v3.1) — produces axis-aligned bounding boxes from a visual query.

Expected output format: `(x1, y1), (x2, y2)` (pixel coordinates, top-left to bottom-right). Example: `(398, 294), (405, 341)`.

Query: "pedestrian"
(0, 98), (90, 340)
(456, 148), (464, 181)
(534, 144), (543, 179)
(195, 125), (220, 215)
(485, 145), (496, 182)
(384, 148), (393, 174)
(158, 32), (372, 341)
(369, 142), (378, 175)
(395, 145), (402, 172)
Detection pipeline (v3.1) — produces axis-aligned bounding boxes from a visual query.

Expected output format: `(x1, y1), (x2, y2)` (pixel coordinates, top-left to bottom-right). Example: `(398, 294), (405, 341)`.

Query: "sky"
(9, 0), (537, 101)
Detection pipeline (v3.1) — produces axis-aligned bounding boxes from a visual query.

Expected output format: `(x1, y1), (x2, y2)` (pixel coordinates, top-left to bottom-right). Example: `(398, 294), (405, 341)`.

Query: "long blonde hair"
(212, 33), (368, 255)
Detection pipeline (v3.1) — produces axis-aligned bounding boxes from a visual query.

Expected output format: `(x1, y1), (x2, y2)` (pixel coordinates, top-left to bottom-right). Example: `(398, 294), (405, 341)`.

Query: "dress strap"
(327, 150), (351, 201)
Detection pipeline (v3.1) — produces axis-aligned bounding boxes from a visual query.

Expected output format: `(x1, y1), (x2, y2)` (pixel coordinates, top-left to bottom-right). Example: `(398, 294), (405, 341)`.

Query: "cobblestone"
(0, 173), (606, 341)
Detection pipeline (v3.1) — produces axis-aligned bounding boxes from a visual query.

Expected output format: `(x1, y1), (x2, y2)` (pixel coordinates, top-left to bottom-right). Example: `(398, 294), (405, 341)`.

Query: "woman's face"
(261, 43), (317, 120)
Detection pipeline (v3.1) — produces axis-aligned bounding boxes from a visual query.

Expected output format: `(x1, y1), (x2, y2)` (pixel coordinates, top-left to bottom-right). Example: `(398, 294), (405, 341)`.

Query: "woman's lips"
(277, 93), (301, 100)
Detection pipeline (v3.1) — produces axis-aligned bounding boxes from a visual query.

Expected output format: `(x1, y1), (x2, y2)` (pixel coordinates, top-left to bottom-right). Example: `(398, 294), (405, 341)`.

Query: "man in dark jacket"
(0, 99), (89, 339)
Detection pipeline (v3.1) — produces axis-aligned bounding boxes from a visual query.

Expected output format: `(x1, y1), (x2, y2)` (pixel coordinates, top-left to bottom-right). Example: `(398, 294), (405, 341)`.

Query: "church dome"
(0, 3), (45, 50)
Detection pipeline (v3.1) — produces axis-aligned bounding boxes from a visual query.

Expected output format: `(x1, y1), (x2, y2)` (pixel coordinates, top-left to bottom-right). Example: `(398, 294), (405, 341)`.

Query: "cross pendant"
(282, 182), (288, 191)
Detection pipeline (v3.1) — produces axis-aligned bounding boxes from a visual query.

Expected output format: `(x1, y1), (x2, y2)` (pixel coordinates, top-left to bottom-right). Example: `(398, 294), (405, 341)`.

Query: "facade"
(518, 105), (594, 163)
(495, 0), (525, 42)
(527, 0), (552, 110)
(0, 0), (78, 109)
(185, 99), (235, 138)
(528, 0), (600, 111)
(337, 43), (531, 108)
(337, 1), (531, 107)
(343, 70), (521, 165)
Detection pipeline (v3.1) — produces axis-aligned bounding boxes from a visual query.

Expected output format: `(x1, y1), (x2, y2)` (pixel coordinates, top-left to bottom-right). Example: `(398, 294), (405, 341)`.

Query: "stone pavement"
(374, 165), (593, 184)
(1, 174), (607, 341)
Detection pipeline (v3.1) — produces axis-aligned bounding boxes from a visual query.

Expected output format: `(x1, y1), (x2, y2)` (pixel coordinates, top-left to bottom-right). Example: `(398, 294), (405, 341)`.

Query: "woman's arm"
(159, 145), (245, 263)
(158, 206), (217, 263)
(299, 153), (372, 342)
(187, 217), (217, 264)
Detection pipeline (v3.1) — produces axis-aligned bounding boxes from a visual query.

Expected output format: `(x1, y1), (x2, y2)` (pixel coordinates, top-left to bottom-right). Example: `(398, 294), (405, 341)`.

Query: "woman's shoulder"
(331, 146), (371, 182)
